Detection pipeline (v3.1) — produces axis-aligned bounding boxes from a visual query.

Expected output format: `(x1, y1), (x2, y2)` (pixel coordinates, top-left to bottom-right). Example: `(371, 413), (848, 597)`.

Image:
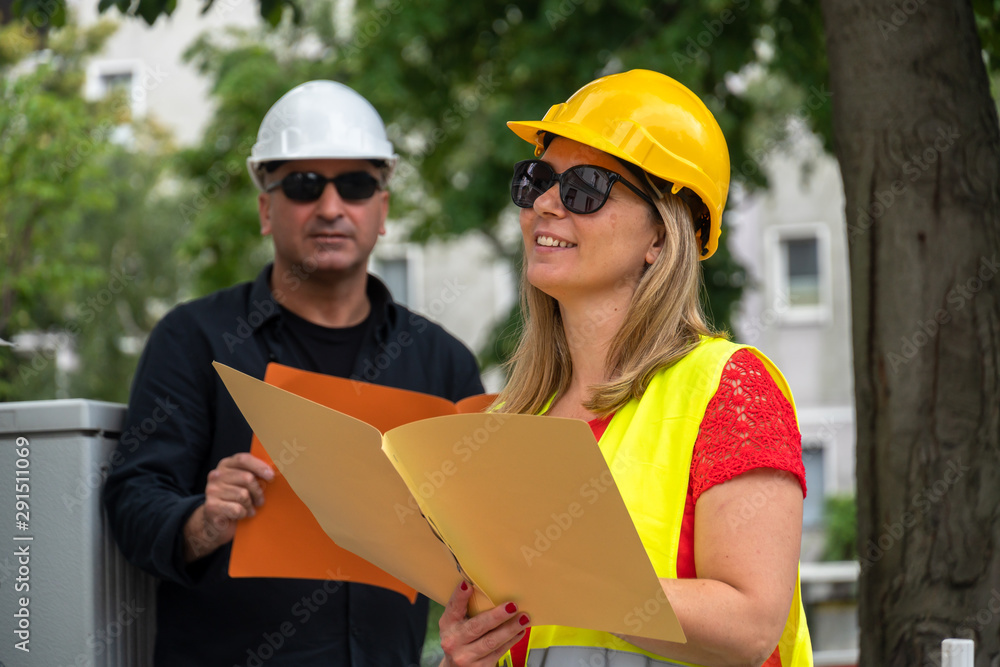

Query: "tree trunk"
(819, 0), (1000, 664)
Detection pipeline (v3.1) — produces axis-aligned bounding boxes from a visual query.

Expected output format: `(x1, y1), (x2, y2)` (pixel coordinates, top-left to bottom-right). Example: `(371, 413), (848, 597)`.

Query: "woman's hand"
(439, 581), (530, 667)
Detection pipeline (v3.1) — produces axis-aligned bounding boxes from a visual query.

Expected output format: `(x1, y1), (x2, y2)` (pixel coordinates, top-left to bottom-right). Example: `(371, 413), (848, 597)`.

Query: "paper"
(215, 361), (684, 642)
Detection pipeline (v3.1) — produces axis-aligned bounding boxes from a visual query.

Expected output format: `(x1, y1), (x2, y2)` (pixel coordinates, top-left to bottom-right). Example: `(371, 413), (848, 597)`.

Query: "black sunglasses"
(265, 171), (381, 202)
(510, 159), (655, 214)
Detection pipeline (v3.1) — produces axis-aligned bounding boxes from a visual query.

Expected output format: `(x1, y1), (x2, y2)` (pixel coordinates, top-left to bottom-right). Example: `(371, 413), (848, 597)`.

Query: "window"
(100, 71), (134, 96)
(85, 60), (146, 118)
(371, 255), (410, 306)
(785, 237), (820, 307)
(766, 223), (831, 323)
(801, 440), (826, 528)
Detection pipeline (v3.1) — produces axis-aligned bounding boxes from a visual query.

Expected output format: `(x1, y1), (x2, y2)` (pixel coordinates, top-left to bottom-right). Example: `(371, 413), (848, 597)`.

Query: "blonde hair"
(494, 190), (723, 417)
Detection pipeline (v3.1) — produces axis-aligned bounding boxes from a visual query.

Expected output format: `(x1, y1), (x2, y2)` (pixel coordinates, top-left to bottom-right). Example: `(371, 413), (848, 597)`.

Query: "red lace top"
(509, 349), (807, 667)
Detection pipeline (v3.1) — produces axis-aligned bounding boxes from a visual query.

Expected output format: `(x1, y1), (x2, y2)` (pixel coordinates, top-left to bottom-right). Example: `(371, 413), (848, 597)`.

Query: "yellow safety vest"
(504, 337), (813, 667)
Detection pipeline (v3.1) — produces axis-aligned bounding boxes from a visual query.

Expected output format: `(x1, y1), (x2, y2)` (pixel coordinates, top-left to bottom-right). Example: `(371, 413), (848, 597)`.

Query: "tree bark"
(819, 0), (1000, 664)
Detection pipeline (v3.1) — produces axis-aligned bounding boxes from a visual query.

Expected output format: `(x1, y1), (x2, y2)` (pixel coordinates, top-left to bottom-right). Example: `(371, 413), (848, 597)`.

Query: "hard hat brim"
(246, 153), (399, 192)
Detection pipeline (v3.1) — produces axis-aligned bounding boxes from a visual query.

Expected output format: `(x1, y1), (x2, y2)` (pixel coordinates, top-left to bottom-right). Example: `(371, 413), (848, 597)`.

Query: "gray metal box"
(0, 399), (155, 667)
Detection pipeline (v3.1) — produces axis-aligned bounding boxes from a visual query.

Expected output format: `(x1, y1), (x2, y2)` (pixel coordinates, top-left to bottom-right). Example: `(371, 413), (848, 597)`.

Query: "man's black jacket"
(103, 265), (484, 666)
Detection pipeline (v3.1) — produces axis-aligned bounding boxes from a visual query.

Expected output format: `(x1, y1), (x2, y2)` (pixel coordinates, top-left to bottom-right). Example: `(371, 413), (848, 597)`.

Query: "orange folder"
(228, 362), (494, 602)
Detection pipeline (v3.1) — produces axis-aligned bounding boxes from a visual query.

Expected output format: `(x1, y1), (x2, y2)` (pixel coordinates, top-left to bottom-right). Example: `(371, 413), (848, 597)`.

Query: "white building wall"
(73, 0), (261, 146)
(372, 231), (516, 381)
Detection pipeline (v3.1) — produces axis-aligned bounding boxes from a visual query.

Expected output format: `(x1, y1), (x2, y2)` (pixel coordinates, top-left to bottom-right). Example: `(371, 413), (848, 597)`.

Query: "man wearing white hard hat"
(104, 81), (483, 666)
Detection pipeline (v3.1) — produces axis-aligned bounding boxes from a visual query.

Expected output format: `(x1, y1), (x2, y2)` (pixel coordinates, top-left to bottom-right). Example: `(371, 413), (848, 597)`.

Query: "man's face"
(258, 158), (389, 284)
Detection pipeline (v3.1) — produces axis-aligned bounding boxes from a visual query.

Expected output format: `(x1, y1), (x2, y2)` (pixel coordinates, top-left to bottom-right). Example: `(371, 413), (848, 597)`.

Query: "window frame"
(85, 59), (146, 117)
(764, 222), (832, 325)
(800, 436), (828, 529)
(371, 243), (422, 308)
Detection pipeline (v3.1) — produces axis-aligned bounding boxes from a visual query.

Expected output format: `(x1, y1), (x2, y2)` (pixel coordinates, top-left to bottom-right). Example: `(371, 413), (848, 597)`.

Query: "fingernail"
(460, 581), (469, 591)
(519, 615), (530, 626)
(505, 602), (517, 614)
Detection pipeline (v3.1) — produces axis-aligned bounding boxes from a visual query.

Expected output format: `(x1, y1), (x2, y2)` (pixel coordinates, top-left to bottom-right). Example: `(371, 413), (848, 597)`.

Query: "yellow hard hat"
(507, 69), (730, 259)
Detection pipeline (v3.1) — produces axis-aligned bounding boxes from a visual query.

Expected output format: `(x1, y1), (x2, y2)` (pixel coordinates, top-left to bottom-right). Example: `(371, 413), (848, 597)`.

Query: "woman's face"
(519, 137), (665, 303)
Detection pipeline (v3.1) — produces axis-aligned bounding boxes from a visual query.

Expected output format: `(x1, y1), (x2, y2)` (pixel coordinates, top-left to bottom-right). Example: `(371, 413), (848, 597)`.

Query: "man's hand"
(182, 453), (275, 562)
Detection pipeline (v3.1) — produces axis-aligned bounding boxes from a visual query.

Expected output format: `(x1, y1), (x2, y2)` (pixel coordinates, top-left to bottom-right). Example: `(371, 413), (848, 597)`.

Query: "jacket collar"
(248, 263), (396, 342)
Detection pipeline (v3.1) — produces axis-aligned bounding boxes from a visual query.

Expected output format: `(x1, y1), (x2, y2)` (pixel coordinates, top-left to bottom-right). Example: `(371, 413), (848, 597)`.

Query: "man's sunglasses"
(264, 171), (381, 202)
(510, 159), (655, 214)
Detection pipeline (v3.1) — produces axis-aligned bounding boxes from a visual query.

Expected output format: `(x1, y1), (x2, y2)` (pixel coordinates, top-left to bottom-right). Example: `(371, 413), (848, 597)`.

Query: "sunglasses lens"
(278, 172), (379, 202)
(510, 161), (616, 213)
(511, 161), (555, 208)
(334, 172), (379, 200)
(282, 173), (326, 201)
(561, 167), (612, 214)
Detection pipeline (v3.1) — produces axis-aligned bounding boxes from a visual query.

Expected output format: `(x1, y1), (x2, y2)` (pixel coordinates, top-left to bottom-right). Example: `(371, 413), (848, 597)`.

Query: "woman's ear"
(645, 223), (666, 265)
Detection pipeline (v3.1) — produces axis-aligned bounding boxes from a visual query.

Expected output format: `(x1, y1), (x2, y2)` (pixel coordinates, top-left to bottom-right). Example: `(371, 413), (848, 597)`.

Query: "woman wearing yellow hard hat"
(438, 70), (813, 667)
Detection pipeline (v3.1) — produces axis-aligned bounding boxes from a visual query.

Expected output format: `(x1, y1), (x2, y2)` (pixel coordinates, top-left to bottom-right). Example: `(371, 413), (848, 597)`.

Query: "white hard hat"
(246, 80), (398, 191)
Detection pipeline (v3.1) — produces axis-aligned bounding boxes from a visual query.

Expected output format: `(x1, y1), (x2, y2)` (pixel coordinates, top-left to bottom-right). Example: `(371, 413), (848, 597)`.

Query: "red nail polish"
(460, 581), (469, 591)
(505, 602), (517, 614)
(519, 615), (530, 626)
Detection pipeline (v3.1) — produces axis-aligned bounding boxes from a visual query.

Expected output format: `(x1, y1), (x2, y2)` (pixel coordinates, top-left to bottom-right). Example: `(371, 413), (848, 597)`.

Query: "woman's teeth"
(536, 236), (576, 248)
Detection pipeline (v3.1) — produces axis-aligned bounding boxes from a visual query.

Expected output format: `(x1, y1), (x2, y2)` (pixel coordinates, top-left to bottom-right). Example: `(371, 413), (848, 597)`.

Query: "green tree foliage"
(10, 0), (298, 28)
(823, 494), (858, 561)
(0, 15), (183, 401)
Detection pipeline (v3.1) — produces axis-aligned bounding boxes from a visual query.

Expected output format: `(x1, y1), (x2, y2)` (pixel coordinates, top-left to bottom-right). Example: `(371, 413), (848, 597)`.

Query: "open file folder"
(228, 362), (493, 601)
(215, 361), (684, 642)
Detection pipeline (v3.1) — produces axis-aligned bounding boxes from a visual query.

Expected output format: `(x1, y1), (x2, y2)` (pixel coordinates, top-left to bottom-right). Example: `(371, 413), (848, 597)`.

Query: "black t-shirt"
(280, 305), (372, 378)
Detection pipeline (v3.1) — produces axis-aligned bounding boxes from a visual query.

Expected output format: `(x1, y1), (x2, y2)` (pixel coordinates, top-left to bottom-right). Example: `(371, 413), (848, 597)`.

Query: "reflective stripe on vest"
(512, 337), (813, 667)
(526, 645), (691, 666)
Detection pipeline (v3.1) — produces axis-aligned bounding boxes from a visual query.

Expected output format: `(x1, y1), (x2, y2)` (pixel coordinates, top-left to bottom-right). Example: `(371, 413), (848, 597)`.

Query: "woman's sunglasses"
(264, 171), (381, 202)
(510, 159), (655, 214)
